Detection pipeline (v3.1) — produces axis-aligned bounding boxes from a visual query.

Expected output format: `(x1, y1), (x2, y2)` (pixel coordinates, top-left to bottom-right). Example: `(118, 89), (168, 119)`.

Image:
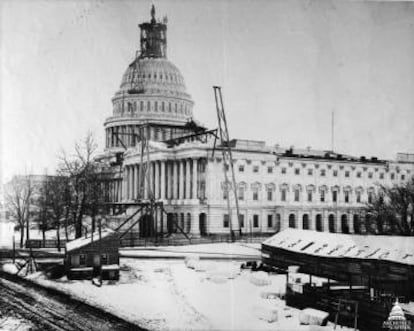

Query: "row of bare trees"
(366, 177), (414, 235)
(5, 133), (108, 248)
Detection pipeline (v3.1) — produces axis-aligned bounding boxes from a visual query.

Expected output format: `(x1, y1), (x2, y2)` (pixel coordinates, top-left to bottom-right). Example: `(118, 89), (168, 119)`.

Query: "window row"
(114, 100), (190, 116)
(233, 163), (408, 181)
(127, 71), (183, 84)
(222, 183), (376, 204)
(223, 214), (281, 229)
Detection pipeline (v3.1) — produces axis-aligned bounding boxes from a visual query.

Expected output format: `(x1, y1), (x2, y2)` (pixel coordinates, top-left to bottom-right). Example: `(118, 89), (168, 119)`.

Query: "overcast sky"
(1, 0), (414, 182)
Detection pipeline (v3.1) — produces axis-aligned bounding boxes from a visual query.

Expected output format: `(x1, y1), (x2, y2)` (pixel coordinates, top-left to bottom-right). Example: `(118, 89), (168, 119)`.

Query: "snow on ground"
(121, 242), (262, 259)
(24, 258), (354, 331)
(0, 315), (33, 331)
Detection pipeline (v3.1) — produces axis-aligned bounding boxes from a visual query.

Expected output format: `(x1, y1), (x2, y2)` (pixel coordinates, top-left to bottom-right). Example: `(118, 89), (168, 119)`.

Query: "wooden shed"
(65, 229), (120, 280)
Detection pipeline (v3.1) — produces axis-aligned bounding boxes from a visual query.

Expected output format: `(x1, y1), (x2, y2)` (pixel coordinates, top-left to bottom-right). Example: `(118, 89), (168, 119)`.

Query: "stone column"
(149, 162), (154, 198)
(174, 161), (179, 199)
(185, 159), (191, 200)
(154, 161), (159, 199)
(349, 213), (354, 233)
(179, 160), (184, 200)
(160, 161), (166, 199)
(130, 165), (135, 200)
(123, 166), (128, 201)
(336, 211), (342, 233)
(191, 212), (200, 236)
(192, 159), (198, 200)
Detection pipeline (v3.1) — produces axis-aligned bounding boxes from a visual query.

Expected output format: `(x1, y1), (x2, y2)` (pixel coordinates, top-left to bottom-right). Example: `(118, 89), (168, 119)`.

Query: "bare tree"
(5, 176), (34, 248)
(366, 178), (414, 235)
(46, 176), (69, 251)
(58, 133), (105, 239)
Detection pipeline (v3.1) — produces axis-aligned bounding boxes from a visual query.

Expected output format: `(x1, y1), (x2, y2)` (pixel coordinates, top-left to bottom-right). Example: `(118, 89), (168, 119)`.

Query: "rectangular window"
(162, 101), (165, 111)
(345, 171), (350, 178)
(140, 100), (144, 111)
(307, 191), (312, 202)
(79, 254), (86, 266)
(267, 167), (273, 174)
(253, 215), (259, 228)
(368, 192), (373, 204)
(357, 172), (361, 178)
(267, 215), (273, 228)
(239, 165), (244, 172)
(267, 190), (273, 201)
(402, 175), (406, 180)
(294, 189), (300, 202)
(239, 215), (244, 228)
(332, 191), (338, 202)
(253, 190), (259, 201)
(281, 189), (286, 202)
(223, 189), (228, 200)
(368, 172), (373, 179)
(155, 101), (158, 111)
(321, 169), (326, 176)
(391, 173), (395, 180)
(308, 169), (313, 176)
(379, 173), (384, 179)
(281, 168), (287, 174)
(223, 214), (229, 228)
(295, 168), (300, 175)
(253, 166), (259, 173)
(238, 188), (244, 200)
(344, 191), (349, 203)
(333, 170), (338, 177)
(356, 192), (361, 203)
(147, 101), (151, 111)
(320, 191), (325, 202)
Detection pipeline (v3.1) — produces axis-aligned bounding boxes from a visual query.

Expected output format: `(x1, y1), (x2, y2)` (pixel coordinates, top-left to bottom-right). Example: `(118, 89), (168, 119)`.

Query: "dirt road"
(0, 272), (146, 331)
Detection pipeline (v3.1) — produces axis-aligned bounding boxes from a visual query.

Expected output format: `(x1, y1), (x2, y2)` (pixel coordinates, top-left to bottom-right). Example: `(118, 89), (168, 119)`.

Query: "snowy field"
(1, 257), (354, 331)
(0, 315), (33, 331)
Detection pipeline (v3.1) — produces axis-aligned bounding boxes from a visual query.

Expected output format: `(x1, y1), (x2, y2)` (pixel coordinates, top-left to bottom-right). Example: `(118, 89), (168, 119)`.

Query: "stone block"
(252, 304), (278, 323)
(299, 308), (329, 326)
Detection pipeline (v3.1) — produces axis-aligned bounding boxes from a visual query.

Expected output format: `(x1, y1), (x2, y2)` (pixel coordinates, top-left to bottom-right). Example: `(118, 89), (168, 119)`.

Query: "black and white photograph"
(1, 0), (414, 330)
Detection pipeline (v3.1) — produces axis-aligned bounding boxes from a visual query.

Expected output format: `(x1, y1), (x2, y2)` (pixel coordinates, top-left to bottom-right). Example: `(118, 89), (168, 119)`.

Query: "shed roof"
(263, 229), (414, 266)
(66, 229), (118, 252)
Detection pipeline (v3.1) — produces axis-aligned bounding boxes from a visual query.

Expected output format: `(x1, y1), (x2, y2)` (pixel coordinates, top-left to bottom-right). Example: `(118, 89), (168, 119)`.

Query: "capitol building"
(99, 7), (414, 238)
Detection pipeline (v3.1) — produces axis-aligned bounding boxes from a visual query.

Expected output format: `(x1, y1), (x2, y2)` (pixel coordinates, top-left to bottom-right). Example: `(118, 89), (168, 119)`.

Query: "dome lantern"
(139, 5), (167, 59)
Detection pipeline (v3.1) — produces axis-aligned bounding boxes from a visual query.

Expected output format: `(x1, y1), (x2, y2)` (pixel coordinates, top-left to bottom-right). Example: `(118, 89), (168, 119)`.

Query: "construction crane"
(213, 86), (242, 240)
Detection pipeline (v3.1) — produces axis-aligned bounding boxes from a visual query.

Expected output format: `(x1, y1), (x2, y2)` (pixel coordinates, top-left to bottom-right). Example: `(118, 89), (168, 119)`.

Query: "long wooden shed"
(261, 229), (414, 330)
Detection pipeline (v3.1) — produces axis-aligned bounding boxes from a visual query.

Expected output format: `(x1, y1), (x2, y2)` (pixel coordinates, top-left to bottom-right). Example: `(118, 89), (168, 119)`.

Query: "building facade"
(99, 7), (414, 237)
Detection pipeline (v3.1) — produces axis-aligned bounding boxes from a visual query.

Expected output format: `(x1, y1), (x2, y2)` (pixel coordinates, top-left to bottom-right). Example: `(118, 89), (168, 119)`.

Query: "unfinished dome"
(109, 5), (193, 125)
(104, 5), (198, 150)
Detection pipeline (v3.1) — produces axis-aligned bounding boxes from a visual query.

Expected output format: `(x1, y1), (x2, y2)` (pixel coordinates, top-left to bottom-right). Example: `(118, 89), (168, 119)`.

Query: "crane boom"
(213, 86), (242, 240)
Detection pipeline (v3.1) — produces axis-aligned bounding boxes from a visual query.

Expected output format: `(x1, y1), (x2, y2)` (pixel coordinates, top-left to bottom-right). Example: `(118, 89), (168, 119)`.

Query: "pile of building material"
(249, 271), (272, 286)
(299, 308), (329, 326)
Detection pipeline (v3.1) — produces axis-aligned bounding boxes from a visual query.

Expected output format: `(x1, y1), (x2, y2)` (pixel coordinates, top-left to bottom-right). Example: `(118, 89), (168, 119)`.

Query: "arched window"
(316, 214), (323, 231)
(289, 214), (296, 228)
(302, 214), (309, 230)
(341, 214), (349, 233)
(328, 214), (336, 233)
